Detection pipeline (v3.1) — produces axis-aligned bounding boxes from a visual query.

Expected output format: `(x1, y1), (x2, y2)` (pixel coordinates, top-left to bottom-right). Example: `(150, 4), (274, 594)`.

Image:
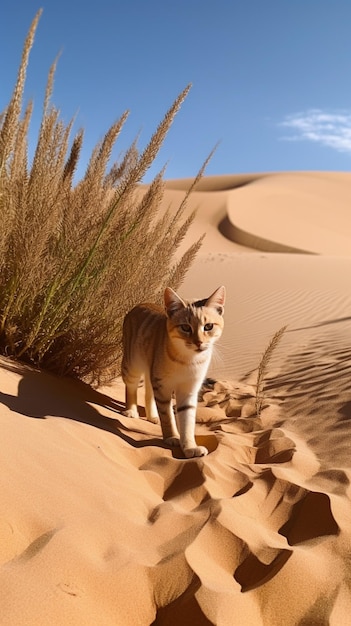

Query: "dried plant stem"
(0, 11), (209, 385)
(255, 326), (287, 417)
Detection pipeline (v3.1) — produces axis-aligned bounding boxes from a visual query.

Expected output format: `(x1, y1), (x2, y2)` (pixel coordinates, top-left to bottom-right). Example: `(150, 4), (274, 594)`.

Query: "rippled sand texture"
(1, 172), (351, 625)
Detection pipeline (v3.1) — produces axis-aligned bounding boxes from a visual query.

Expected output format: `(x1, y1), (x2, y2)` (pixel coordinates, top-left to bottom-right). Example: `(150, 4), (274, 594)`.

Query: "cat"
(121, 285), (225, 458)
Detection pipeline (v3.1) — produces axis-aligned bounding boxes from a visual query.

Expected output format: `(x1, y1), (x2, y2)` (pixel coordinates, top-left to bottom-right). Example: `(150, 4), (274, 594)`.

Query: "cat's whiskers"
(208, 342), (228, 373)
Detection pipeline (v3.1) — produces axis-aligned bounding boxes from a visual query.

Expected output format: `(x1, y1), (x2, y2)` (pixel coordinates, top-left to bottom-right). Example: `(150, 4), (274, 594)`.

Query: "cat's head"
(164, 286), (225, 354)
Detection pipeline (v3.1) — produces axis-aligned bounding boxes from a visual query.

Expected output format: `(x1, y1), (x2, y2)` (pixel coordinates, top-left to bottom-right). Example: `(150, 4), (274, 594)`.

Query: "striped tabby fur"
(121, 286), (225, 458)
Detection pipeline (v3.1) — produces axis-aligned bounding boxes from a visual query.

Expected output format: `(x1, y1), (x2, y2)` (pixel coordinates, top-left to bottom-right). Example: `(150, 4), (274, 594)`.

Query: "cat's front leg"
(176, 392), (208, 458)
(124, 380), (140, 419)
(154, 389), (180, 447)
(144, 373), (159, 424)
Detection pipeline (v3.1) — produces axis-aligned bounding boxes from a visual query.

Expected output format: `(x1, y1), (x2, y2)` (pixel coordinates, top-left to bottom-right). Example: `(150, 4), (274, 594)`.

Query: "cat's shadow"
(0, 360), (187, 456)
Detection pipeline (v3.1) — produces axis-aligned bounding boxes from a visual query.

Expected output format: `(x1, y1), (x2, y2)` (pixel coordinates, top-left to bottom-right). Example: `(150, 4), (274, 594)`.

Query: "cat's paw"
(164, 436), (181, 447)
(124, 408), (139, 419)
(147, 415), (159, 425)
(183, 446), (208, 458)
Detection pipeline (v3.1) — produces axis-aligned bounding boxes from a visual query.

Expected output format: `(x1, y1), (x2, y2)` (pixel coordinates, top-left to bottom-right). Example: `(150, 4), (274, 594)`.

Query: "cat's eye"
(204, 323), (214, 331)
(180, 324), (192, 334)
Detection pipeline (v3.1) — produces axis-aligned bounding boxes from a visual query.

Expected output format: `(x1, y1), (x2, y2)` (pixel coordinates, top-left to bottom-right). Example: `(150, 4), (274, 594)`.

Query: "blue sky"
(2, 1), (351, 182)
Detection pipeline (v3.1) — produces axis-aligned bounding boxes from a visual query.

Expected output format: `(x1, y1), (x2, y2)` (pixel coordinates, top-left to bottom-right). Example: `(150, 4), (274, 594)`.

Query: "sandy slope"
(1, 172), (351, 625)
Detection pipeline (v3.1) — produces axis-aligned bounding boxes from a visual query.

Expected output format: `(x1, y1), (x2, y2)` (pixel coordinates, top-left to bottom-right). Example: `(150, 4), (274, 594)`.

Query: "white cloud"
(280, 109), (351, 152)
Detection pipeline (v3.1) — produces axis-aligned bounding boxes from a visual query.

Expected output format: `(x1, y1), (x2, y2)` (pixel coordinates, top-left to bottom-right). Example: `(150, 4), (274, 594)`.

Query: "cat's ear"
(164, 287), (186, 317)
(205, 286), (226, 315)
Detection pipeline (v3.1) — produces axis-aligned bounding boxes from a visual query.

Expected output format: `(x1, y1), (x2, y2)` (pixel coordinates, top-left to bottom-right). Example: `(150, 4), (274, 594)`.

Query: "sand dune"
(164, 171), (351, 255)
(1, 171), (351, 625)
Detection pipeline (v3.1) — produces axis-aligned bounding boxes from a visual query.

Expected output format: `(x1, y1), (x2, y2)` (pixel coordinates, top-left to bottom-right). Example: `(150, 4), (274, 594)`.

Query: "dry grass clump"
(0, 11), (207, 385)
(255, 326), (287, 417)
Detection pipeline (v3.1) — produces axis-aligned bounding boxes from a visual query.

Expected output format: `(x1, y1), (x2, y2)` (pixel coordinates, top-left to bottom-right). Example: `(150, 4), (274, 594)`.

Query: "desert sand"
(1, 171), (351, 625)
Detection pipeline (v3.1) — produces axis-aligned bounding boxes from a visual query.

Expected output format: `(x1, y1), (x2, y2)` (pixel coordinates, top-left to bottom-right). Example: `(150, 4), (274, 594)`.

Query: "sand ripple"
(0, 356), (346, 625)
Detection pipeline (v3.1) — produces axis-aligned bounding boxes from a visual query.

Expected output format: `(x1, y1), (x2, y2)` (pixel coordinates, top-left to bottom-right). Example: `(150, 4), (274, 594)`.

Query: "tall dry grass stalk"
(255, 326), (287, 417)
(0, 11), (206, 385)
